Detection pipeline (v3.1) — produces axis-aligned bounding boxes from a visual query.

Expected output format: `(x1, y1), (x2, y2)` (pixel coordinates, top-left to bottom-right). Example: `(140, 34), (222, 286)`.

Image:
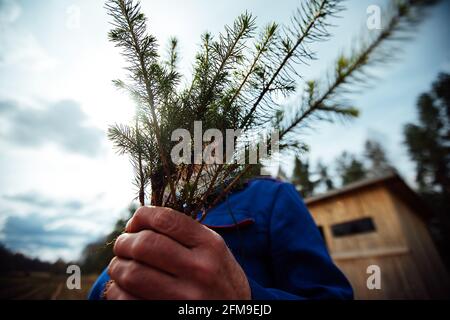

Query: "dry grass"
(0, 273), (98, 300)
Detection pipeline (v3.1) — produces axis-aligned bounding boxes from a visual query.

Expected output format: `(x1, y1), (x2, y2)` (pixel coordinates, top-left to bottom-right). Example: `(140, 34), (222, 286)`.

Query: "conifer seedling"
(105, 0), (435, 220)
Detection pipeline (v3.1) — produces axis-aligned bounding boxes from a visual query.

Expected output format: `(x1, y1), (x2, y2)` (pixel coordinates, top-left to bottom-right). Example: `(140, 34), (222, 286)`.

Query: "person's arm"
(88, 183), (353, 300)
(248, 183), (353, 300)
(88, 268), (110, 300)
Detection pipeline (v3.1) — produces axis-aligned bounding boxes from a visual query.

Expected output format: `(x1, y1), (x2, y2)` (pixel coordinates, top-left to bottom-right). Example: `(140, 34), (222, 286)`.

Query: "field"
(0, 273), (98, 300)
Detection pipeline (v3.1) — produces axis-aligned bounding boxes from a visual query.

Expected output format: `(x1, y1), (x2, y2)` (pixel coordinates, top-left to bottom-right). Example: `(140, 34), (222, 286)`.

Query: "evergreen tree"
(403, 73), (450, 267)
(292, 157), (316, 197)
(105, 0), (437, 220)
(336, 151), (367, 186)
(316, 160), (334, 191)
(364, 139), (393, 177)
(404, 73), (450, 195)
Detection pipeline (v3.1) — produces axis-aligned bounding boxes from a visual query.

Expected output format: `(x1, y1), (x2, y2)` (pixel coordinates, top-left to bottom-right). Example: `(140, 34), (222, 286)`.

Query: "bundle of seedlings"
(105, 0), (436, 220)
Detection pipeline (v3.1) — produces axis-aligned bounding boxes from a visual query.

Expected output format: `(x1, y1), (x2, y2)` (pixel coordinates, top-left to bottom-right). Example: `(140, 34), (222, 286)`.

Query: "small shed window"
(331, 217), (376, 237)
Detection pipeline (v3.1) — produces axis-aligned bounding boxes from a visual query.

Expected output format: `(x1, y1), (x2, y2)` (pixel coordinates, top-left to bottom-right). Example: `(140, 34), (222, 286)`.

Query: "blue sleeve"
(88, 182), (353, 300)
(88, 268), (110, 300)
(248, 183), (353, 300)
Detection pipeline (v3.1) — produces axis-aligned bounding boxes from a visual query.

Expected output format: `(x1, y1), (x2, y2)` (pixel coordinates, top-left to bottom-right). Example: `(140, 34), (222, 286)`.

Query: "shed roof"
(304, 171), (432, 220)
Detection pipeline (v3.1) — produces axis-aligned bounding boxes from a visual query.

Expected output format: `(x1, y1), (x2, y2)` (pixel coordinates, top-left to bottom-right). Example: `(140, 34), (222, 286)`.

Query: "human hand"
(105, 206), (251, 300)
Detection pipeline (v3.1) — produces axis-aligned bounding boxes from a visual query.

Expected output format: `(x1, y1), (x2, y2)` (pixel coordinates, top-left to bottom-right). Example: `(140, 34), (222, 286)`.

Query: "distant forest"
(0, 244), (67, 275)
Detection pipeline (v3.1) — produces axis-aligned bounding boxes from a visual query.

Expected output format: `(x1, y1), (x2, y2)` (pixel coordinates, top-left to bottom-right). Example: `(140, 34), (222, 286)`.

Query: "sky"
(0, 0), (449, 262)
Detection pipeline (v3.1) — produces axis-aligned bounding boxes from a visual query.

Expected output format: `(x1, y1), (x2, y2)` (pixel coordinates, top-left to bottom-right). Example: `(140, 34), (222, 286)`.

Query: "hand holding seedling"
(105, 207), (251, 299)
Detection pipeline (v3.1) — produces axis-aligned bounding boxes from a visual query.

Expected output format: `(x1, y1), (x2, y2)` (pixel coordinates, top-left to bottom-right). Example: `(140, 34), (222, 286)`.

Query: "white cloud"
(0, 99), (105, 156)
(0, 32), (57, 71)
(0, 0), (57, 71)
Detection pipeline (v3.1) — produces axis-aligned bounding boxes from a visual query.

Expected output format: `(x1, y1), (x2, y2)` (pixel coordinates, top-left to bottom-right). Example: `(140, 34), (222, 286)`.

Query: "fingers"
(114, 230), (193, 276)
(126, 206), (210, 247)
(108, 257), (187, 300)
(105, 281), (140, 300)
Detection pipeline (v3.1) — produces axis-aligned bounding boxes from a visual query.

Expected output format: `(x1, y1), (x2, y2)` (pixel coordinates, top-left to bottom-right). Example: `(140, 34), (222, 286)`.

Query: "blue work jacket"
(88, 178), (353, 300)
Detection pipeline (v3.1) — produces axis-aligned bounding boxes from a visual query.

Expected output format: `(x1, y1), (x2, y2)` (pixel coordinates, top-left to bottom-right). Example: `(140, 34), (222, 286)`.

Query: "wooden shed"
(305, 172), (450, 299)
